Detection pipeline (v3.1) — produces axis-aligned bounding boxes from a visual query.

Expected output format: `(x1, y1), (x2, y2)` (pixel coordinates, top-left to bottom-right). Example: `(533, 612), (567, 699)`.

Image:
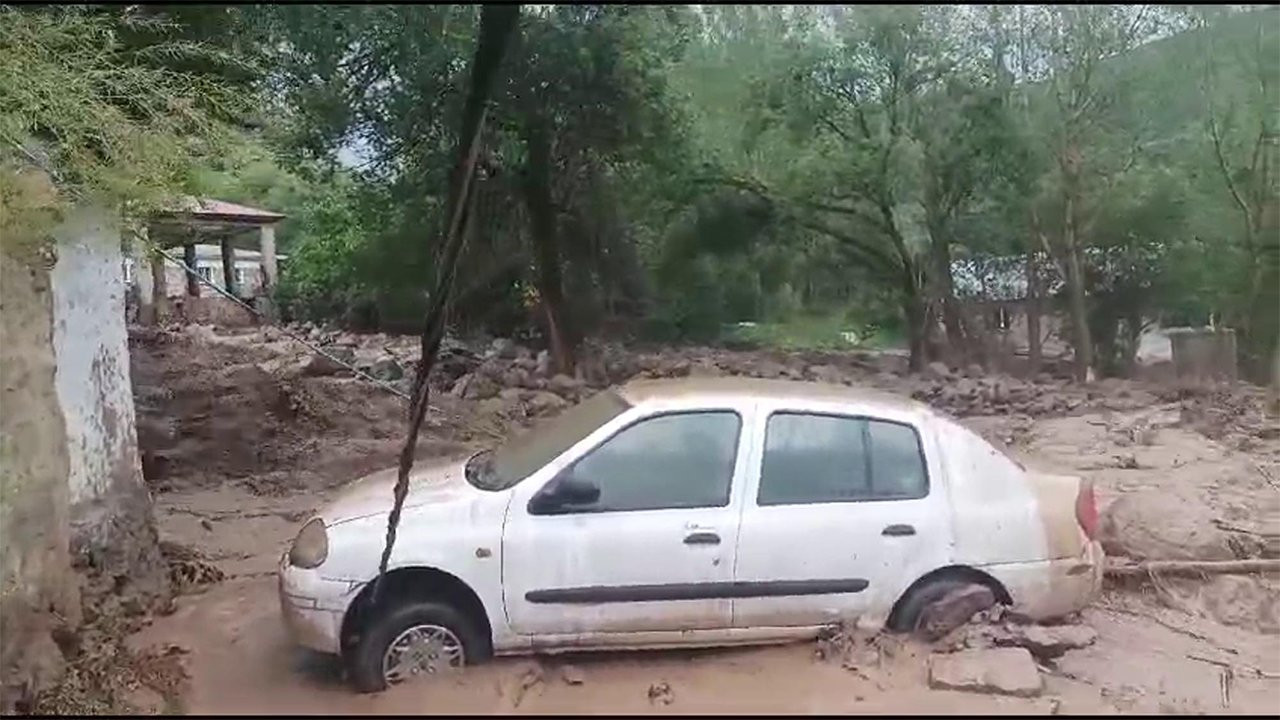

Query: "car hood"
(321, 456), (475, 526)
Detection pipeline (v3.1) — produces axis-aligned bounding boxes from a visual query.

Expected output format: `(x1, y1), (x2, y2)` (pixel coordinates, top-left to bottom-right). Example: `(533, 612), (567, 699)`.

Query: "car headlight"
(289, 518), (328, 569)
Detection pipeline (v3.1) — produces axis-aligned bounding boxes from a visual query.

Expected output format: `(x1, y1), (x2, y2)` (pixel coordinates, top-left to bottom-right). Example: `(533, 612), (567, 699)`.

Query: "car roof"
(616, 376), (931, 416)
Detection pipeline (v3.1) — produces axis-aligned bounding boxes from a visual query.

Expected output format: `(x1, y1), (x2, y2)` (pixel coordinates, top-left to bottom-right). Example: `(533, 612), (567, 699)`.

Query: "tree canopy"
(4, 4), (1276, 381)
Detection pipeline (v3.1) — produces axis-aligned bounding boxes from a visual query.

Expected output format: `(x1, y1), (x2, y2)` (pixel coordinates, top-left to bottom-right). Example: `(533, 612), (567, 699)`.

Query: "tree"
(1196, 6), (1279, 380)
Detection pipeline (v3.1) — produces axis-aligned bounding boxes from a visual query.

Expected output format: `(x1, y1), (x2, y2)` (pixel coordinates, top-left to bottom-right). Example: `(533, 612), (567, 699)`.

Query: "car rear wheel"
(888, 577), (989, 636)
(347, 599), (485, 693)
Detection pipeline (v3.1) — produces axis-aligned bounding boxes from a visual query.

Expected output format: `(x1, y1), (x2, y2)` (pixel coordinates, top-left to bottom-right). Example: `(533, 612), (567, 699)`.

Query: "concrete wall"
(51, 208), (139, 505)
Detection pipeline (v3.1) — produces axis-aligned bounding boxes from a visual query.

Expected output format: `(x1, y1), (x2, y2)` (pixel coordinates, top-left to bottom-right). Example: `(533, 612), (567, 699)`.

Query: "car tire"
(888, 577), (983, 636)
(347, 599), (487, 694)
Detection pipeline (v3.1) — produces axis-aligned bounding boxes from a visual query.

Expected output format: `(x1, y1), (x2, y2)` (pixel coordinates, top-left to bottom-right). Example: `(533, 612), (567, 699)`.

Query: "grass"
(723, 313), (905, 352)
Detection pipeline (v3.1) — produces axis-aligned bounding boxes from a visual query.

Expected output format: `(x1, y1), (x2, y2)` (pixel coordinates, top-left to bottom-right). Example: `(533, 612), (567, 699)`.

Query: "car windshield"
(464, 389), (632, 491)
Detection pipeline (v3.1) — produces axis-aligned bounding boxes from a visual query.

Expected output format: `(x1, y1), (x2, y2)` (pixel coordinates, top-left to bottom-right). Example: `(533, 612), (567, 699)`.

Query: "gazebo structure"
(133, 197), (286, 324)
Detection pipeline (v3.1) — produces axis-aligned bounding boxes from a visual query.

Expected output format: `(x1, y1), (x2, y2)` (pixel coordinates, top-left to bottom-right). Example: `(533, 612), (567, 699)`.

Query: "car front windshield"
(465, 389), (631, 491)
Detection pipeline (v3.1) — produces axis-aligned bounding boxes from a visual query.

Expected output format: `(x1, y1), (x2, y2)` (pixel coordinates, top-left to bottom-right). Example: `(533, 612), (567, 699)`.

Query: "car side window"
(758, 412), (928, 506)
(558, 411), (742, 513)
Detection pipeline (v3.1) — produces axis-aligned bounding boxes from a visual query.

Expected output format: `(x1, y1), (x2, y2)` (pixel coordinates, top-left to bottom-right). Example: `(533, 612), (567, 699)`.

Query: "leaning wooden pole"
(372, 4), (521, 603)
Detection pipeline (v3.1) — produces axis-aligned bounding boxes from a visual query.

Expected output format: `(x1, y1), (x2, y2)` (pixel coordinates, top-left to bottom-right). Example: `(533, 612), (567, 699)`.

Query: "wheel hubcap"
(381, 624), (465, 685)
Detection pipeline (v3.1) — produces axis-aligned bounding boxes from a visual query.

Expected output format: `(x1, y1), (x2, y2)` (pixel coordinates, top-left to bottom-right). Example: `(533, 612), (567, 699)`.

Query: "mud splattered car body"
(278, 377), (1104, 691)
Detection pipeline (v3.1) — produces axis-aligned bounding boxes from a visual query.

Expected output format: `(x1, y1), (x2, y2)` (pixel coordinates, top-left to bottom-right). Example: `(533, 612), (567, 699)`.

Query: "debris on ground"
(927, 647), (1043, 698)
(647, 680), (675, 706)
(958, 621), (1099, 661)
(559, 664), (585, 686)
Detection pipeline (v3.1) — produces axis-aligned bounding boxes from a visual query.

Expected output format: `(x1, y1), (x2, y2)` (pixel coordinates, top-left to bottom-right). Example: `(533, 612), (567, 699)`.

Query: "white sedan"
(278, 377), (1104, 692)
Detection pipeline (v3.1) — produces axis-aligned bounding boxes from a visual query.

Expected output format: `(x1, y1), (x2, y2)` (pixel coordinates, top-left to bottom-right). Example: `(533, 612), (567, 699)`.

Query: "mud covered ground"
(112, 324), (1280, 714)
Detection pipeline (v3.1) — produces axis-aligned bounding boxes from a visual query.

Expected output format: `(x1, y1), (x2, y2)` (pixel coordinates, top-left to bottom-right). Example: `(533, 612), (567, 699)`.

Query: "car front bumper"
(278, 553), (358, 655)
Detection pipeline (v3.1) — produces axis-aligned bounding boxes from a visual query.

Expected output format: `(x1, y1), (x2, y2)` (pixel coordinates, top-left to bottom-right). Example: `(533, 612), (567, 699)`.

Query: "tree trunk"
(1061, 154), (1094, 382)
(1025, 248), (1042, 374)
(927, 215), (968, 365)
(902, 269), (927, 373)
(521, 121), (576, 375)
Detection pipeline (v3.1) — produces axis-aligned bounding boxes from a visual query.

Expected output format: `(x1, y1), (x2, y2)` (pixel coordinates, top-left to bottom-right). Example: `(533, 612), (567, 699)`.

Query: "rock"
(999, 624), (1098, 660)
(499, 387), (524, 402)
(370, 357), (403, 382)
(1099, 490), (1237, 561)
(807, 364), (845, 384)
(489, 337), (518, 359)
(450, 374), (473, 398)
(928, 647), (1043, 698)
(526, 391), (568, 416)
(966, 363), (985, 378)
(535, 350), (553, 377)
(464, 375), (501, 400)
(647, 680), (675, 706)
(560, 664), (585, 686)
(689, 361), (723, 378)
(918, 585), (997, 640)
(926, 361), (953, 380)
(548, 374), (584, 398)
(301, 347), (356, 376)
(502, 368), (532, 388)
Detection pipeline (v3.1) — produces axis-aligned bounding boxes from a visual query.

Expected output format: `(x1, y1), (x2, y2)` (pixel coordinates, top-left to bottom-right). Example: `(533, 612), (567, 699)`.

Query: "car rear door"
(502, 400), (755, 636)
(731, 399), (953, 629)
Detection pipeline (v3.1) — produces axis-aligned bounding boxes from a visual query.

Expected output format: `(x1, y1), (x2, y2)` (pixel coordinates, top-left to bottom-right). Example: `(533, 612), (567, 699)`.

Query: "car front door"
(502, 403), (752, 637)
(731, 401), (952, 629)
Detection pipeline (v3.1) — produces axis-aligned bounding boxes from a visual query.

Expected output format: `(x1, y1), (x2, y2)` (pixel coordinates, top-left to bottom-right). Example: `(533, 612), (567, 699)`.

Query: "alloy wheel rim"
(381, 623), (465, 685)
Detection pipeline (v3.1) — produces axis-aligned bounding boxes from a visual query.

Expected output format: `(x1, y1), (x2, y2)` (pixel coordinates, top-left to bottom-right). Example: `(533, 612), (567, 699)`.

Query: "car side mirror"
(529, 469), (600, 515)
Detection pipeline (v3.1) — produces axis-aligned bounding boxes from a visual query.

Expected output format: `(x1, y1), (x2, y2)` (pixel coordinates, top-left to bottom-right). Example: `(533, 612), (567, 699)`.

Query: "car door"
(731, 399), (952, 629)
(502, 402), (752, 637)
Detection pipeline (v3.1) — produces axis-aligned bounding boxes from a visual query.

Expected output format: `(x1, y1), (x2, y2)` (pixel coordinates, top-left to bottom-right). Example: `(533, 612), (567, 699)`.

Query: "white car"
(279, 377), (1104, 692)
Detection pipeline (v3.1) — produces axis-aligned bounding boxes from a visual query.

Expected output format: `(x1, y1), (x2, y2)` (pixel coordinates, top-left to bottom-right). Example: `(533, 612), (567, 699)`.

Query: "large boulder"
(1099, 490), (1236, 561)
(370, 357), (404, 382)
(302, 347), (356, 376)
(548, 374), (585, 399)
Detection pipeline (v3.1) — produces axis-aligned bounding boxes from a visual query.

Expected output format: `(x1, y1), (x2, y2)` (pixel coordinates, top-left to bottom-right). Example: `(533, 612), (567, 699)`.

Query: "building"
(126, 197), (287, 325)
(123, 243), (287, 299)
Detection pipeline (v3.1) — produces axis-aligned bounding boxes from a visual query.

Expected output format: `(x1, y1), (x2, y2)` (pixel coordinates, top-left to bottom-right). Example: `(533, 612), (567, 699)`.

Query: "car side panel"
(935, 418), (1051, 566)
(731, 400), (957, 629)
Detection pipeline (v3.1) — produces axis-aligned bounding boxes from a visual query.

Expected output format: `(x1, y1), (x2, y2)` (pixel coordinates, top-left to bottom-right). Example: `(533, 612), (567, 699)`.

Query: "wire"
(145, 243), (414, 402)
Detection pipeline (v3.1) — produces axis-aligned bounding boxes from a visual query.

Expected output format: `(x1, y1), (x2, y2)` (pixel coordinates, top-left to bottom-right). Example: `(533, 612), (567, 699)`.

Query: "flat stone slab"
(928, 647), (1043, 698)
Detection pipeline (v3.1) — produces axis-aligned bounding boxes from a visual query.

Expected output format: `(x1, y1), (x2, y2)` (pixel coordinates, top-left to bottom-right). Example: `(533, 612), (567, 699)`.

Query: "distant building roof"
(155, 196), (286, 225)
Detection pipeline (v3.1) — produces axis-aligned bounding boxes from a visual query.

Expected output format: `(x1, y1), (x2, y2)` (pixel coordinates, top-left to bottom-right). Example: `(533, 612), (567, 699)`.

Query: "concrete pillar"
(149, 251), (168, 323)
(133, 228), (155, 325)
(219, 236), (236, 296)
(259, 224), (278, 293)
(183, 243), (200, 297)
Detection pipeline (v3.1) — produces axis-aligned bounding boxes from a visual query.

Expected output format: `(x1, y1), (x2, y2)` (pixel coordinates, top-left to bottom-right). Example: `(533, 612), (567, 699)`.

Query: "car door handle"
(684, 531), (721, 545)
(882, 524), (915, 537)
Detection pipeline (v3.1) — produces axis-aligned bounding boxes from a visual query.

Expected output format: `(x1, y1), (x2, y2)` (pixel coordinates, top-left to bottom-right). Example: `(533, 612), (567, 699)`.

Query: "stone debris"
(928, 647), (1043, 698)
(961, 622), (1099, 661)
(647, 680), (675, 706)
(560, 664), (585, 686)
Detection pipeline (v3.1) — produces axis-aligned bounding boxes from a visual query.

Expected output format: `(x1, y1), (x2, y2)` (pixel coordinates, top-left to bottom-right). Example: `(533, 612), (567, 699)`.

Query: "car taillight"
(1075, 479), (1099, 540)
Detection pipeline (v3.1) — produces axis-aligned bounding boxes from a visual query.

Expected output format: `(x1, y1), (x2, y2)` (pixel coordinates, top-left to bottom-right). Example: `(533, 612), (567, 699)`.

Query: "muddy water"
(130, 575), (1280, 715)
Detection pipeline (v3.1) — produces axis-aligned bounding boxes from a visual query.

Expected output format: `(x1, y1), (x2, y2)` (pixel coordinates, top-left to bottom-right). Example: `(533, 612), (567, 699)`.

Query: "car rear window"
(758, 412), (928, 505)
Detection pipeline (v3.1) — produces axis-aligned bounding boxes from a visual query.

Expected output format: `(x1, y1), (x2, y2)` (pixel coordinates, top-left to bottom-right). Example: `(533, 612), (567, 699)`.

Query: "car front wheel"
(347, 599), (485, 693)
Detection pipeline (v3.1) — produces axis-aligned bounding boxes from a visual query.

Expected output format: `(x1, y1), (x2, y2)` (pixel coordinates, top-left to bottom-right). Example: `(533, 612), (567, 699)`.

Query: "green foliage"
(0, 6), (246, 233)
